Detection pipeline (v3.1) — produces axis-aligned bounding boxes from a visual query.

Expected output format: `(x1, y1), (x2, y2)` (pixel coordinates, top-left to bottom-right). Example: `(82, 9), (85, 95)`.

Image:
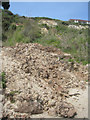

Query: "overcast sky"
(9, 2), (88, 21)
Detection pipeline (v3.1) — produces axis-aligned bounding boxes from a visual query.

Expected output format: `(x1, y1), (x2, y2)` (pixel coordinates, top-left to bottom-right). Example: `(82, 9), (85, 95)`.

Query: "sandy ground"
(66, 85), (88, 118)
(30, 85), (89, 118)
(31, 85), (89, 118)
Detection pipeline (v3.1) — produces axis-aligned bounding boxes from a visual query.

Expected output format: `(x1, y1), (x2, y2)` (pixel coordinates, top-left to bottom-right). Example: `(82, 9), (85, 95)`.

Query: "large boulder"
(56, 101), (76, 118)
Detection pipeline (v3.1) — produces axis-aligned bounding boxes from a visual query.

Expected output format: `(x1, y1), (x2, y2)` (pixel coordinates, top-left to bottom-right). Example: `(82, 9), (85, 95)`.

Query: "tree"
(2, 1), (10, 10)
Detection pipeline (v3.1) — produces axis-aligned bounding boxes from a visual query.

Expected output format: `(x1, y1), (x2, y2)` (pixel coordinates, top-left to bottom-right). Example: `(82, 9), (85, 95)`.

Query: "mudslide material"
(1, 43), (88, 118)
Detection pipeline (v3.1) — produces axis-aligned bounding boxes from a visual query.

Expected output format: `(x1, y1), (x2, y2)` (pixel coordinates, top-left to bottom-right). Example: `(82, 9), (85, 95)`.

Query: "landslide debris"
(1, 43), (88, 118)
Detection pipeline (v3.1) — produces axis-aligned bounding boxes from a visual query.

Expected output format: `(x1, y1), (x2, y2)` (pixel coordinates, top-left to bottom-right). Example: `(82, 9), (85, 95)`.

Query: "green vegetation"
(86, 80), (88, 82)
(34, 35), (60, 48)
(2, 9), (89, 65)
(9, 91), (19, 96)
(1, 72), (7, 89)
(32, 17), (58, 21)
(8, 91), (20, 103)
(8, 92), (16, 103)
(68, 58), (74, 63)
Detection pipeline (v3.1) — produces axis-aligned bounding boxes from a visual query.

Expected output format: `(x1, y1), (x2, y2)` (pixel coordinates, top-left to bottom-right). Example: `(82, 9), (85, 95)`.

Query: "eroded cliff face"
(1, 43), (88, 118)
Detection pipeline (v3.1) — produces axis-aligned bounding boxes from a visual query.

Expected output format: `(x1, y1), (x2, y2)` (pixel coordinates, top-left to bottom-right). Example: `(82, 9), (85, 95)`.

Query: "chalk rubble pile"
(1, 43), (88, 118)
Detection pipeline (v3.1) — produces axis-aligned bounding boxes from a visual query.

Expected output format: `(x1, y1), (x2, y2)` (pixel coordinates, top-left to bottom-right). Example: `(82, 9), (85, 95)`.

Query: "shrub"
(10, 24), (16, 30)
(4, 10), (13, 16)
(34, 34), (60, 48)
(56, 24), (67, 33)
(11, 24), (16, 30)
(2, 33), (7, 41)
(23, 20), (41, 42)
(41, 24), (49, 30)
(62, 21), (69, 25)
(2, 21), (10, 31)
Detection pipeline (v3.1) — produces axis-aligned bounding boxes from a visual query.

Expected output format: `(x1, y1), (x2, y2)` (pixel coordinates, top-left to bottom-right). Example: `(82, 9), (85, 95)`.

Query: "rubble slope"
(1, 43), (88, 118)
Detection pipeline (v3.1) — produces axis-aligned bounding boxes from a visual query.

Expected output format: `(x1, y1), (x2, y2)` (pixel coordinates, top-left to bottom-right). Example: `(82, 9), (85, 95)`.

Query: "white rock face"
(41, 28), (48, 34)
(39, 19), (58, 27)
(68, 25), (89, 30)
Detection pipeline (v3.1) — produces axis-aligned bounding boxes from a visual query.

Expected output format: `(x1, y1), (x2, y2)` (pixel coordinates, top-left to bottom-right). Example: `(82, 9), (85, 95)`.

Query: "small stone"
(48, 80), (52, 84)
(48, 100), (56, 107)
(48, 108), (57, 116)
(44, 107), (49, 111)
(67, 109), (76, 118)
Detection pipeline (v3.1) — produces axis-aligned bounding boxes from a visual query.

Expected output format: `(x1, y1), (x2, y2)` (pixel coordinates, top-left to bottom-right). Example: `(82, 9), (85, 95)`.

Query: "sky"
(9, 2), (88, 21)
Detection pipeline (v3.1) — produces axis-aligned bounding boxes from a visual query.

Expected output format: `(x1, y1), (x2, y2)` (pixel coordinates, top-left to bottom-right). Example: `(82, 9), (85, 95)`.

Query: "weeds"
(1, 72), (6, 89)
(8, 91), (20, 103)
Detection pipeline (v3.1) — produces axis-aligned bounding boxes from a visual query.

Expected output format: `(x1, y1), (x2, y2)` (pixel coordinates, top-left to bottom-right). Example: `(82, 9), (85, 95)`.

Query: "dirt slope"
(1, 43), (88, 118)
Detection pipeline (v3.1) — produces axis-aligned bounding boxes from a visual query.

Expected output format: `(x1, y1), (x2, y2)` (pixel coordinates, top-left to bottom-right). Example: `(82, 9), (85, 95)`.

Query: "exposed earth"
(0, 43), (88, 119)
